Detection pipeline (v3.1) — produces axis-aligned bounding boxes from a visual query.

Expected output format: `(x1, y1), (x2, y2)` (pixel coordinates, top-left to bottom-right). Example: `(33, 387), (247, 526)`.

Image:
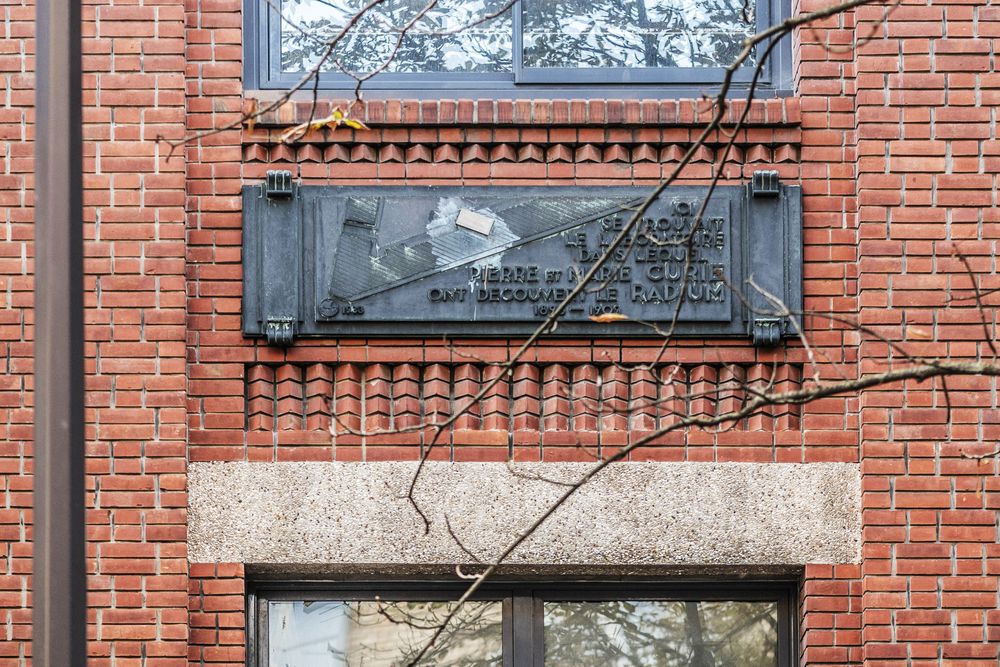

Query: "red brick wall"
(0, 0), (35, 657)
(856, 1), (1000, 665)
(0, 0), (997, 664)
(801, 564), (864, 666)
(85, 0), (192, 663)
(2, 0), (191, 661)
(188, 563), (244, 667)
(796, 0), (865, 661)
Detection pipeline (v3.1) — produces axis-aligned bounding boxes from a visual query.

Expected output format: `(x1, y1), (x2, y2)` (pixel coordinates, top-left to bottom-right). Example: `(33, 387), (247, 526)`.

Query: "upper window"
(245, 0), (792, 96)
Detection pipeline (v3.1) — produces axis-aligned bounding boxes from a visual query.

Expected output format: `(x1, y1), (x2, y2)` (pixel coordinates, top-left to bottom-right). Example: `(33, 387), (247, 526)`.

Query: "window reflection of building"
(269, 600), (502, 666)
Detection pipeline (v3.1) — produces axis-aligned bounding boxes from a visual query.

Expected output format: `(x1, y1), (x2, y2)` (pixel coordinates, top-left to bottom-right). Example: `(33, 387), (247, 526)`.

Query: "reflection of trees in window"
(269, 595), (784, 666)
(280, 0), (512, 73)
(358, 600), (502, 667)
(521, 0), (756, 69)
(279, 0), (754, 75)
(542, 600), (778, 667)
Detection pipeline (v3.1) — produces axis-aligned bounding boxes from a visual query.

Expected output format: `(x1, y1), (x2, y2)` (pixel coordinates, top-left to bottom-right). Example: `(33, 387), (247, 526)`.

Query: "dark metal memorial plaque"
(243, 172), (801, 345)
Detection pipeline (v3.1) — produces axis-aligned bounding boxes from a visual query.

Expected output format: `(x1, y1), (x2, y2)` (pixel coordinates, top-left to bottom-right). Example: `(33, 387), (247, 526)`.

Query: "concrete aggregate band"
(188, 461), (860, 566)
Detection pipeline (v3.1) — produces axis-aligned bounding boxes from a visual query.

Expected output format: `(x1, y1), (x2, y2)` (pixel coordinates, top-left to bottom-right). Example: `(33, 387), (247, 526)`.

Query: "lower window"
(253, 582), (796, 666)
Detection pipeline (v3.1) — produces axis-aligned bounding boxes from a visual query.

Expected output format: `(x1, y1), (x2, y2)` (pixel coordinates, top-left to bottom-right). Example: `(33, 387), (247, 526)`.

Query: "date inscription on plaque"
(243, 178), (801, 345)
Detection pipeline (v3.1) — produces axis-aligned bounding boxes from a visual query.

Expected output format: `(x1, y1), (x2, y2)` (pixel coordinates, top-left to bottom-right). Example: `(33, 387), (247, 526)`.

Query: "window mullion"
(778, 587), (797, 667)
(503, 596), (515, 667)
(510, 593), (539, 666)
(511, 0), (524, 84)
(533, 594), (545, 667)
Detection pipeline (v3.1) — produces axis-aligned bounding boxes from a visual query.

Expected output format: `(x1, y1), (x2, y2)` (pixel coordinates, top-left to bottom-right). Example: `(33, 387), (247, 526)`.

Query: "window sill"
(243, 95), (801, 129)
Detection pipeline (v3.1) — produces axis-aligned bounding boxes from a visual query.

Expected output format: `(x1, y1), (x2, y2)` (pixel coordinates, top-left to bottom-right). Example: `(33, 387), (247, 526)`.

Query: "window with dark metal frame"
(244, 0), (793, 97)
(251, 581), (797, 666)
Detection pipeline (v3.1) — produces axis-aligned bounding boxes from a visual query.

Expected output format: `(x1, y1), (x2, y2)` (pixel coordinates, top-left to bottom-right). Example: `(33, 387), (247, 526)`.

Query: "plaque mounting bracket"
(243, 171), (303, 346)
(264, 317), (296, 346)
(745, 170), (799, 347)
(750, 317), (784, 347)
(264, 170), (295, 200)
(750, 170), (780, 198)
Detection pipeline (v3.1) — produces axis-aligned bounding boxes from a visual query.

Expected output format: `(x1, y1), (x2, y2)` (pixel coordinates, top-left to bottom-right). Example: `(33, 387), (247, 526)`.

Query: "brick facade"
(0, 0), (998, 664)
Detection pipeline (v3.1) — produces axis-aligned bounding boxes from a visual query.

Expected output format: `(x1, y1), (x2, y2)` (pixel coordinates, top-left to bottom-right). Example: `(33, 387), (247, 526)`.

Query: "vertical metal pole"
(33, 0), (86, 662)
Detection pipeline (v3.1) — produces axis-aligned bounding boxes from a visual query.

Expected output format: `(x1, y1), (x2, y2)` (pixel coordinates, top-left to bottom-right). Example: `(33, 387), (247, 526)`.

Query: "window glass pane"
(522, 0), (756, 69)
(268, 600), (503, 666)
(543, 600), (778, 666)
(279, 0), (513, 74)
